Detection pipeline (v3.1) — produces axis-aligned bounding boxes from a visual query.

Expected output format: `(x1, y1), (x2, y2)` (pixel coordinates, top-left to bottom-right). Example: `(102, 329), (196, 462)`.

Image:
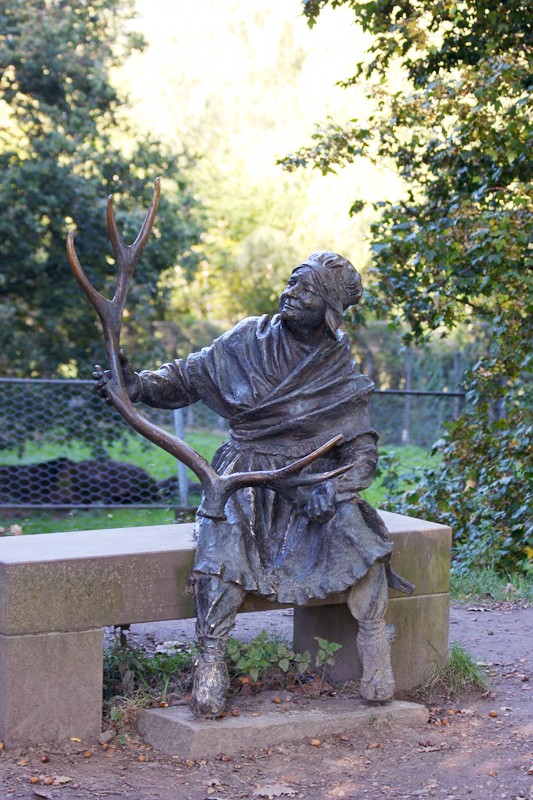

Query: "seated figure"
(95, 250), (413, 718)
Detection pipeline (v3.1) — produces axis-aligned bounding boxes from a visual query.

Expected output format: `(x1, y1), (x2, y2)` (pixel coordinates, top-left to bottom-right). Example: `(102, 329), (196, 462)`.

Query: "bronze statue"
(67, 180), (413, 720)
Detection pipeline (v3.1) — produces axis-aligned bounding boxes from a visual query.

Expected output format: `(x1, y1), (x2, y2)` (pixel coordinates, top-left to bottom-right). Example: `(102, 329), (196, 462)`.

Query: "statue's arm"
(93, 350), (201, 409)
(337, 433), (379, 491)
(133, 359), (201, 409)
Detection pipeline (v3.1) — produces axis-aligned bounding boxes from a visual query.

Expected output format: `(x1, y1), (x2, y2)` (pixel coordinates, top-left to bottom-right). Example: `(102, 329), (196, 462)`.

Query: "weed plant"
(103, 636), (197, 726)
(103, 630), (342, 729)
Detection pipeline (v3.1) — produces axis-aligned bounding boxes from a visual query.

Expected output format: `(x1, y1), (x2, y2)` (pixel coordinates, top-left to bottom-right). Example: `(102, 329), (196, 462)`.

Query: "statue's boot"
(357, 619), (395, 702)
(190, 636), (229, 719)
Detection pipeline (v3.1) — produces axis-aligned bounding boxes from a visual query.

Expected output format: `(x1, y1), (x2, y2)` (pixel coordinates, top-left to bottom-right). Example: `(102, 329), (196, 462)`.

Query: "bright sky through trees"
(116, 0), (403, 268)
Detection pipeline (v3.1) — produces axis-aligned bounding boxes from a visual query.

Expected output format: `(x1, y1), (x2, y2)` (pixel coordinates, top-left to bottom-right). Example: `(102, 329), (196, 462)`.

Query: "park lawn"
(0, 429), (226, 482)
(361, 444), (439, 506)
(1, 442), (437, 535)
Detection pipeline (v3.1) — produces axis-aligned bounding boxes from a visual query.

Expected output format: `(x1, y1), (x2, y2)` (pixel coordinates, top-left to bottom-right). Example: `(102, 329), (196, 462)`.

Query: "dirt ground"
(1, 602), (531, 800)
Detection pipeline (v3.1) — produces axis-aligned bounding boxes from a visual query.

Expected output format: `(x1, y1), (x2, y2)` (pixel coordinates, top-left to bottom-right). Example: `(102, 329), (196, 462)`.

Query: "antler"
(67, 179), (353, 519)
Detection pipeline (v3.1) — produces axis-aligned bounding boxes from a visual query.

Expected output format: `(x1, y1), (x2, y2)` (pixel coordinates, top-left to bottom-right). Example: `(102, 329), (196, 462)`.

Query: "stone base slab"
(138, 696), (429, 758)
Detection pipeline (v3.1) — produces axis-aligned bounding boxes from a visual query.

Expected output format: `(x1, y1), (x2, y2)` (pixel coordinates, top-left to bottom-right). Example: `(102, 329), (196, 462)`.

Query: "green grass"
(451, 567), (533, 604)
(421, 641), (488, 699)
(1, 507), (179, 535)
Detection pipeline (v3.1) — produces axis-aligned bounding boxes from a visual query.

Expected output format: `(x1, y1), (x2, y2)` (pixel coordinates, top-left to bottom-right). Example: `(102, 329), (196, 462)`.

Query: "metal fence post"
(172, 408), (189, 507)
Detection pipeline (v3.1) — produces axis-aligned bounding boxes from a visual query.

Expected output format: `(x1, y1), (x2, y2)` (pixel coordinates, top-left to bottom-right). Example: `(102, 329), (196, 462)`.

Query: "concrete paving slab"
(138, 694), (429, 759)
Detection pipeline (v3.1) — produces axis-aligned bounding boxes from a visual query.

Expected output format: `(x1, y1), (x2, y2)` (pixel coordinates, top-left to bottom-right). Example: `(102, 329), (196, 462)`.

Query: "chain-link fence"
(0, 378), (464, 511)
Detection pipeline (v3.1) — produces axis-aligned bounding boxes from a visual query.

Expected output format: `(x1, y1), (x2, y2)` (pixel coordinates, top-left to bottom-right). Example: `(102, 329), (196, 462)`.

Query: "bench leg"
(0, 628), (103, 744)
(294, 594), (449, 691)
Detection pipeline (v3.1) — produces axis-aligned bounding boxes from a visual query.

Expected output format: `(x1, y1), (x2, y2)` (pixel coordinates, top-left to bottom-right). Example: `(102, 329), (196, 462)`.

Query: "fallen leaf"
(417, 743), (448, 752)
(53, 776), (73, 785)
(69, 737), (81, 743)
(32, 789), (53, 799)
(17, 759), (29, 766)
(367, 741), (383, 750)
(309, 739), (321, 747)
(253, 784), (298, 798)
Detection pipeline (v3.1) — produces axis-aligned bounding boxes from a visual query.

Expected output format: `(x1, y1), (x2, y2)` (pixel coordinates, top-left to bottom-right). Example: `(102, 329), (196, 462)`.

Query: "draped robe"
(136, 314), (394, 604)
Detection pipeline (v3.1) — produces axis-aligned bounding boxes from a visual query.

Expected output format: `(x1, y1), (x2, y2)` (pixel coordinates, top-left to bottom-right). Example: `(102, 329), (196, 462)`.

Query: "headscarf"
(291, 251), (362, 339)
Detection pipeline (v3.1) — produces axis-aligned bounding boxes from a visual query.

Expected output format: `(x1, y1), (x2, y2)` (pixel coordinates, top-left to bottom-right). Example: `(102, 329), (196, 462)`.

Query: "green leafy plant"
(315, 636), (343, 694)
(226, 631), (311, 685)
(226, 631), (343, 694)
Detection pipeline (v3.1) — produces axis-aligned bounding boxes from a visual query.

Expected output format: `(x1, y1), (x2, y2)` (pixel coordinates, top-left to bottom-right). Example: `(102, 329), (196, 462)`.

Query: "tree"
(281, 1), (532, 572)
(0, 0), (203, 378)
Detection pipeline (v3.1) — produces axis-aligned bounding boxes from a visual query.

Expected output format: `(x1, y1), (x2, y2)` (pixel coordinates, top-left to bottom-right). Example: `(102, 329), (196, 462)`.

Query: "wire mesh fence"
(0, 378), (465, 512)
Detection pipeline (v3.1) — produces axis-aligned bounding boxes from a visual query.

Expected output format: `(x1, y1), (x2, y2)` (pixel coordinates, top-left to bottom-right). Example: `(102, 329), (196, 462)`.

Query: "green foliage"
(283, 0), (533, 573)
(226, 631), (312, 684)
(226, 631), (342, 694)
(421, 641), (488, 699)
(0, 0), (203, 378)
(381, 414), (532, 574)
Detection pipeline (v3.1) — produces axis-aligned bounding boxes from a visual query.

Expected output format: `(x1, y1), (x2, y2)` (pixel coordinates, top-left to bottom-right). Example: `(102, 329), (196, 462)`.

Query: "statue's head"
(279, 251), (362, 340)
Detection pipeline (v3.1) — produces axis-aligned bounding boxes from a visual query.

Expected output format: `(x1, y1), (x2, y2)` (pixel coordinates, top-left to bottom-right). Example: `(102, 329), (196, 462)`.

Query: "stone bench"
(0, 511), (451, 744)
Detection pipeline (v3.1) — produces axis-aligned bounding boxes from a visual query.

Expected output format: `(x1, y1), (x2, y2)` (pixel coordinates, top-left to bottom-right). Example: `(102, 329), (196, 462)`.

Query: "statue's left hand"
(305, 480), (336, 523)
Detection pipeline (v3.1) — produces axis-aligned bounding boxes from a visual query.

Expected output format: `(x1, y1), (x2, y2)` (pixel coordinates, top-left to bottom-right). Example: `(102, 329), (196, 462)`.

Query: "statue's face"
(279, 267), (326, 332)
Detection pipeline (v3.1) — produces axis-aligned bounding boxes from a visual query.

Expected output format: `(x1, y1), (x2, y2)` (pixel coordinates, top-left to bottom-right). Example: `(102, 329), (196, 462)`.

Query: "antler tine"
(66, 231), (111, 327)
(197, 435), (352, 520)
(108, 178), (161, 312)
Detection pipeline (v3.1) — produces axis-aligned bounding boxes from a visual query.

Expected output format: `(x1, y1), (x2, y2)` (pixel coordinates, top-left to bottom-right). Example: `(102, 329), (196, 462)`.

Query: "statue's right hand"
(93, 363), (113, 404)
(93, 350), (140, 402)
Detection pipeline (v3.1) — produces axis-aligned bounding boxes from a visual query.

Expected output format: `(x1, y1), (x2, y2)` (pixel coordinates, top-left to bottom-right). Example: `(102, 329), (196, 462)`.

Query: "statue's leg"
(346, 562), (395, 702)
(190, 574), (245, 719)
